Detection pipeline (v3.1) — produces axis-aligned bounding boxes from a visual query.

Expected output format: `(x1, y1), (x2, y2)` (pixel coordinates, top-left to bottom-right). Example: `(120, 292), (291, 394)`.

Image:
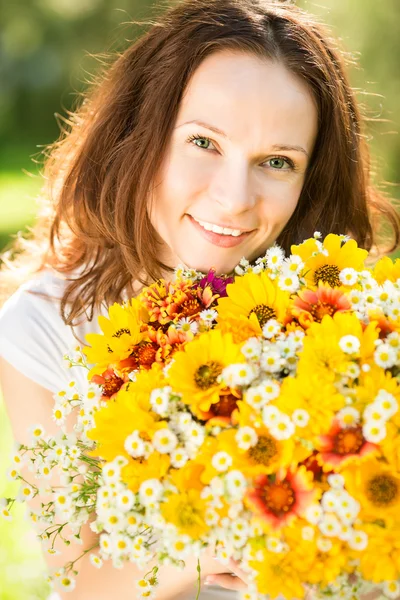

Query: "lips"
(187, 214), (255, 249)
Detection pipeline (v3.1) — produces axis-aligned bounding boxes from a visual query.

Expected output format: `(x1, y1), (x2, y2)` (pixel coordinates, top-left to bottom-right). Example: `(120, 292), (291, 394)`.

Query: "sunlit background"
(0, 0), (399, 598)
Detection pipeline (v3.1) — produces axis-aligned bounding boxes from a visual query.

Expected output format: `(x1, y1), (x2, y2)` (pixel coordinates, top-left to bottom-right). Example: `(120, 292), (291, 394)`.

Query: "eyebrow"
(178, 119), (310, 158)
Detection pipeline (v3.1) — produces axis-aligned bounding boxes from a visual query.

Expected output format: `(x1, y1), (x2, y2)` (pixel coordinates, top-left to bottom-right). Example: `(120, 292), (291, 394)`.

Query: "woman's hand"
(204, 558), (250, 591)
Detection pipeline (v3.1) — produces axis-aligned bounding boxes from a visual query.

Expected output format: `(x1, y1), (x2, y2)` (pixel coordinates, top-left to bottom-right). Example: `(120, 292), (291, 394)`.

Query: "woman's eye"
(187, 134), (215, 151)
(267, 157), (294, 170)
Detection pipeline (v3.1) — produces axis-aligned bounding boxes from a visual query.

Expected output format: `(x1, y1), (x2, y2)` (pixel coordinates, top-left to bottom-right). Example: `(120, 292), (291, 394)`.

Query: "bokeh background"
(0, 0), (399, 598)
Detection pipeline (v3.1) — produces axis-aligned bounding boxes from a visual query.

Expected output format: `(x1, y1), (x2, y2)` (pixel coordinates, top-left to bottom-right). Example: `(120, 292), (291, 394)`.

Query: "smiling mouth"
(190, 215), (254, 237)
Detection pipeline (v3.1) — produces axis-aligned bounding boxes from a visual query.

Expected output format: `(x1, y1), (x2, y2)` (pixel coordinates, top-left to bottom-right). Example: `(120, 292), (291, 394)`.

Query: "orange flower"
(146, 324), (192, 362)
(291, 284), (351, 329)
(139, 279), (203, 324)
(245, 465), (317, 530)
(316, 419), (379, 471)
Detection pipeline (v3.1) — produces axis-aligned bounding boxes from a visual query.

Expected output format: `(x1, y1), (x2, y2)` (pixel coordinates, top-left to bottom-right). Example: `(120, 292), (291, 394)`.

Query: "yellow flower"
(356, 365), (400, 421)
(250, 546), (311, 599)
(161, 488), (209, 538)
(276, 374), (345, 440)
(291, 233), (368, 289)
(122, 452), (170, 492)
(381, 422), (400, 472)
(217, 271), (291, 335)
(357, 522), (400, 583)
(83, 299), (147, 377)
(342, 458), (400, 523)
(372, 256), (400, 285)
(298, 312), (379, 383)
(166, 329), (244, 419)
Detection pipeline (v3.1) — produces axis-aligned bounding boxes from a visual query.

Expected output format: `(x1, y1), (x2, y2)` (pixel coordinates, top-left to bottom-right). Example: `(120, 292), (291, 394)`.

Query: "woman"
(0, 0), (398, 598)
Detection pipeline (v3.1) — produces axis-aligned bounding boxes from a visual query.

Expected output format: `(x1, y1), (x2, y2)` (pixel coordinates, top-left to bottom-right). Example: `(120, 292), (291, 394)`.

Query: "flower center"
(310, 302), (336, 322)
(178, 504), (203, 527)
(249, 304), (277, 327)
(102, 372), (125, 397)
(263, 480), (295, 516)
(333, 426), (364, 455)
(180, 296), (202, 318)
(209, 391), (239, 417)
(136, 342), (157, 367)
(314, 264), (341, 288)
(366, 474), (399, 507)
(248, 436), (278, 466)
(194, 361), (223, 389)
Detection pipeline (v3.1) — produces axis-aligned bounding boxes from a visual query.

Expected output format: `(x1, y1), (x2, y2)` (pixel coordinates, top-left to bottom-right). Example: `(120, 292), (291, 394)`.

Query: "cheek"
(155, 154), (205, 219)
(259, 178), (303, 226)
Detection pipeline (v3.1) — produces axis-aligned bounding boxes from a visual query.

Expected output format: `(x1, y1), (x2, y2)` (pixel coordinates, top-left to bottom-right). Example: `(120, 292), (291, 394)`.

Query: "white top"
(0, 269), (237, 599)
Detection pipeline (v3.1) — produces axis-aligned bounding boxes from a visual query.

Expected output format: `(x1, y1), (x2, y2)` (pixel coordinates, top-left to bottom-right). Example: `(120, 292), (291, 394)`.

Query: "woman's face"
(149, 49), (318, 274)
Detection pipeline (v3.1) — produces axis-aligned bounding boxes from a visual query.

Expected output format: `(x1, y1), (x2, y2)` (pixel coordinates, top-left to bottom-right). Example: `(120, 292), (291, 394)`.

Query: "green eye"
(268, 157), (289, 169)
(187, 134), (214, 150)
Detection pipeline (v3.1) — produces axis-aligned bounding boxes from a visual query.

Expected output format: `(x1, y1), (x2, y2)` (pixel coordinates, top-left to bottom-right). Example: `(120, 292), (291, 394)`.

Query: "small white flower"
(316, 537), (332, 552)
(0, 502), (12, 521)
(150, 387), (171, 416)
(59, 576), (76, 591)
(345, 363), (360, 379)
(337, 523), (353, 542)
(383, 581), (400, 599)
(241, 337), (262, 360)
(327, 474), (345, 489)
(225, 470), (247, 499)
(262, 405), (281, 427)
(176, 317), (199, 335)
(235, 427), (258, 450)
(347, 529), (368, 551)
(54, 492), (72, 512)
(89, 554), (103, 569)
(269, 413), (295, 440)
(339, 335), (360, 355)
(124, 432), (147, 458)
(278, 272), (300, 293)
(319, 513), (342, 537)
(336, 406), (360, 428)
(361, 363), (371, 372)
(305, 503), (323, 525)
(116, 489), (135, 513)
(18, 483), (34, 503)
(99, 533), (112, 555)
(362, 421), (386, 444)
(170, 447), (189, 468)
(266, 537), (284, 553)
(200, 309), (218, 323)
(212, 451), (232, 472)
(339, 268), (358, 286)
(374, 390), (398, 419)
(29, 424), (46, 442)
(114, 534), (131, 555)
(102, 463), (121, 483)
(262, 319), (282, 339)
(152, 429), (178, 454)
(374, 344), (397, 369)
(266, 245), (285, 269)
(292, 408), (310, 428)
(363, 403), (386, 424)
(221, 363), (258, 387)
(139, 479), (163, 506)
(52, 405), (66, 425)
(7, 467), (20, 481)
(260, 349), (283, 373)
(321, 490), (341, 512)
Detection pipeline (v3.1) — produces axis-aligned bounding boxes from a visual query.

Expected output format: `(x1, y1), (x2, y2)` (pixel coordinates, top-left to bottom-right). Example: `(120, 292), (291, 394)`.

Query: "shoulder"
(0, 270), (104, 393)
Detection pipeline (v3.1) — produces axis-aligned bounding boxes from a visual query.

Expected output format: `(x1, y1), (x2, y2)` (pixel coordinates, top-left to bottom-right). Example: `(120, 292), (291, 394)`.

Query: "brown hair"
(1, 0), (399, 325)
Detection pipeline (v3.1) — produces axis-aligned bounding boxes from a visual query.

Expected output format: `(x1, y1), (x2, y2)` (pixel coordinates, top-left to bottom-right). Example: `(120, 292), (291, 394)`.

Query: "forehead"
(177, 49), (318, 151)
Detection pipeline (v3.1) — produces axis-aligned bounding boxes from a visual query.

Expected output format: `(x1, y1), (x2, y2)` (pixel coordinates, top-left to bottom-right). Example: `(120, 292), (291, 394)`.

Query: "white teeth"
(193, 217), (243, 237)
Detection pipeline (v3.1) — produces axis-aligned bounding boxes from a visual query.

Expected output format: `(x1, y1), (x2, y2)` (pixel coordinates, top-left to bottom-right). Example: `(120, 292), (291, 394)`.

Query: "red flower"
(91, 368), (128, 400)
(291, 283), (351, 329)
(317, 419), (379, 470)
(245, 466), (317, 530)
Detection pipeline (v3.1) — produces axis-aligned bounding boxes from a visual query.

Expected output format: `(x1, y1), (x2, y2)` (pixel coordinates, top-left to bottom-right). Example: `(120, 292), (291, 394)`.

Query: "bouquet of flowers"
(3, 232), (400, 600)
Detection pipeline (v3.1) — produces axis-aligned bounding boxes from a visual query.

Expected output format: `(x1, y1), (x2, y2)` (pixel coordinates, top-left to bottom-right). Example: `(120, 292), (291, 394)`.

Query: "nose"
(209, 161), (257, 215)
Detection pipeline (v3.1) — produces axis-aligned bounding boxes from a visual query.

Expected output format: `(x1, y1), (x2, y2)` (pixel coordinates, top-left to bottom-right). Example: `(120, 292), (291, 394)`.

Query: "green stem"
(195, 559), (201, 600)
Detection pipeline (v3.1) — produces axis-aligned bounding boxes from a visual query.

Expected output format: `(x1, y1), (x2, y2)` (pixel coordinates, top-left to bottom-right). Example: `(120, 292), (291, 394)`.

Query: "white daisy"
(362, 421), (386, 444)
(152, 429), (178, 454)
(59, 576), (76, 591)
(374, 390), (398, 419)
(278, 272), (300, 293)
(383, 581), (400, 599)
(305, 503), (323, 525)
(262, 405), (281, 427)
(262, 319), (282, 339)
(339, 335), (360, 355)
(212, 452), (233, 472)
(363, 403), (386, 424)
(225, 470), (247, 499)
(292, 408), (310, 428)
(339, 268), (358, 286)
(347, 529), (368, 551)
(316, 537), (332, 552)
(139, 479), (164, 506)
(176, 317), (198, 335)
(374, 344), (397, 369)
(235, 426), (258, 450)
(102, 463), (121, 484)
(241, 337), (262, 360)
(17, 483), (34, 503)
(170, 447), (189, 468)
(336, 406), (360, 428)
(150, 387), (171, 416)
(269, 413), (295, 440)
(52, 405), (66, 426)
(116, 489), (135, 513)
(327, 474), (345, 489)
(199, 309), (218, 324)
(221, 363), (258, 387)
(89, 554), (103, 569)
(260, 349), (283, 373)
(265, 245), (285, 269)
(124, 432), (147, 458)
(301, 526), (315, 541)
(99, 533), (112, 554)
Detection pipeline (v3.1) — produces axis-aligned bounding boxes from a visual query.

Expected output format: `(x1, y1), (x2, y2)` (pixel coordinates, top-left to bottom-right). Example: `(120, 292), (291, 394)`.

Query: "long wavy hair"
(1, 0), (399, 325)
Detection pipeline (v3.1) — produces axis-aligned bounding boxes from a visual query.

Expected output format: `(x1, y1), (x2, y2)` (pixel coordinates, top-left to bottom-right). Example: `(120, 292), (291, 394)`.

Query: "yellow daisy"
(161, 488), (209, 538)
(166, 329), (244, 419)
(291, 233), (368, 288)
(122, 452), (170, 492)
(342, 457), (400, 523)
(372, 256), (400, 285)
(83, 299), (148, 377)
(216, 271), (291, 335)
(356, 522), (400, 583)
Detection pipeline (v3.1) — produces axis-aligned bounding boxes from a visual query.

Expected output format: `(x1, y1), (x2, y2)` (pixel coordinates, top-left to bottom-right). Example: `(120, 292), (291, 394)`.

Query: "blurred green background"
(0, 0), (399, 598)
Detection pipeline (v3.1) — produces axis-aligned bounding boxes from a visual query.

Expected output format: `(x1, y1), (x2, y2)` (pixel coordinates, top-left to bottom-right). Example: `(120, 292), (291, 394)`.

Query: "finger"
(225, 558), (249, 583)
(205, 574), (248, 591)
